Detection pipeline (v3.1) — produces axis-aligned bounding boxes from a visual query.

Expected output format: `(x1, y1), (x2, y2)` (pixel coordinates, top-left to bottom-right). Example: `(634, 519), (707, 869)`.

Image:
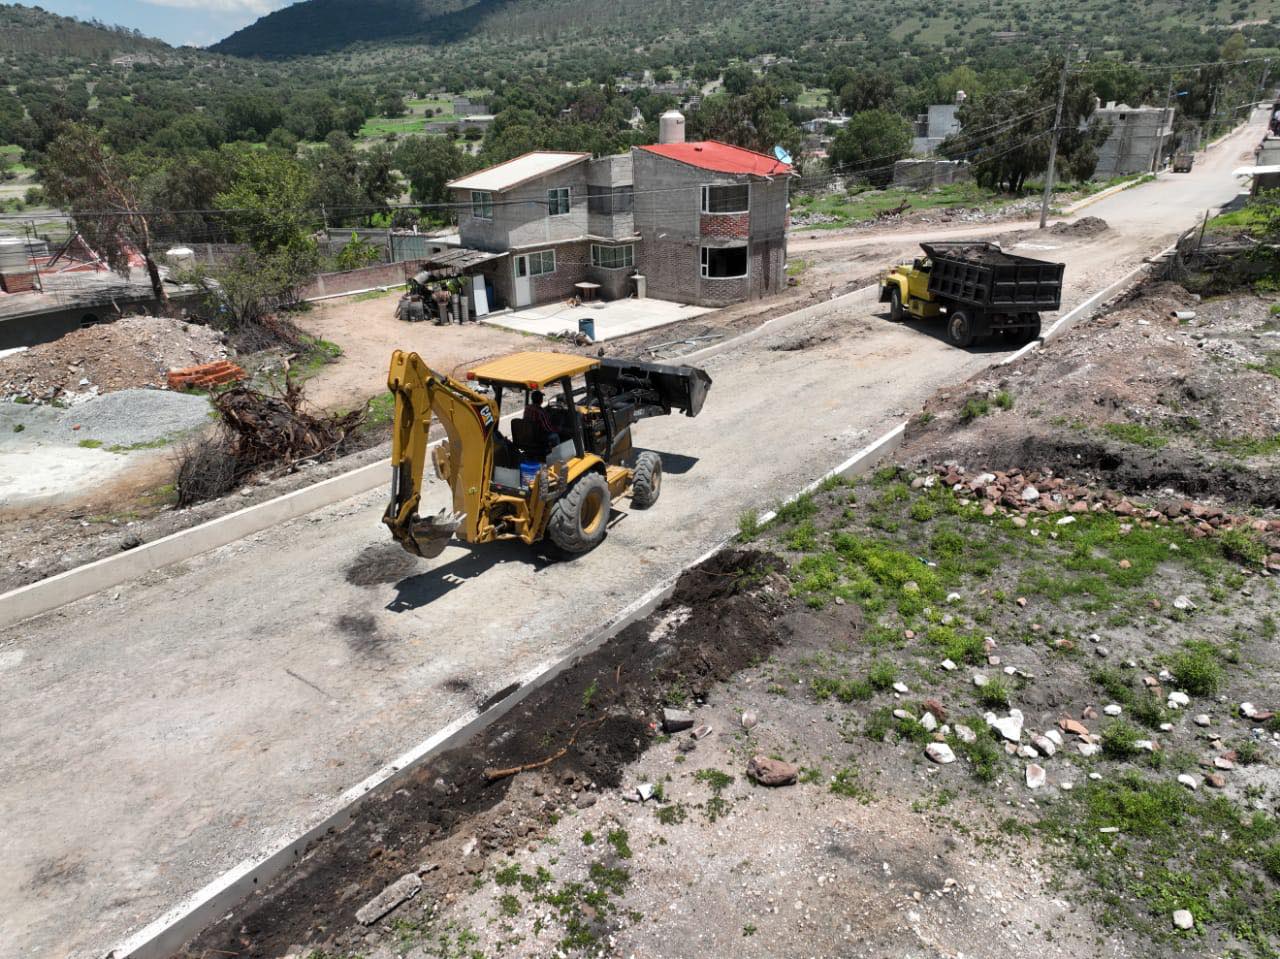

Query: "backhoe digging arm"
(383, 350), (499, 558)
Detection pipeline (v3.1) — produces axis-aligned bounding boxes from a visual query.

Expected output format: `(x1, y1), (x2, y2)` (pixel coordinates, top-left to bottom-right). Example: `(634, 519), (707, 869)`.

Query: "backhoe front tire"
(548, 472), (611, 555)
(631, 451), (663, 509)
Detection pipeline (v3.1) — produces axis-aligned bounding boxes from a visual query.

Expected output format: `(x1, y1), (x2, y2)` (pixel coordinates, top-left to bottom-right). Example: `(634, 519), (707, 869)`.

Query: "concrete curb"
(106, 419), (909, 959)
(0, 287), (879, 629)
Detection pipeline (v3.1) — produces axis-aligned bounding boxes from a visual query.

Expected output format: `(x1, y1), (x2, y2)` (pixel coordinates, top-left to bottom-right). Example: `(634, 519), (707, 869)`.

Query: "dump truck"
(384, 350), (711, 559)
(879, 241), (1065, 348)
(1172, 152), (1194, 173)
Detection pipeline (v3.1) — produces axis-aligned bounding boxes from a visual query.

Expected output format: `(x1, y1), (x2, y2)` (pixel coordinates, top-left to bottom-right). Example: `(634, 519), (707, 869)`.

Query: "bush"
(1101, 719), (1142, 758)
(977, 678), (1010, 708)
(173, 433), (243, 506)
(1170, 643), (1222, 697)
(867, 659), (897, 691)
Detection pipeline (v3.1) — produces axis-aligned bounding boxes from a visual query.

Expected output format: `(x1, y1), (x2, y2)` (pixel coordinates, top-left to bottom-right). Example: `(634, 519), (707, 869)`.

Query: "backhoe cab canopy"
(466, 352), (599, 390)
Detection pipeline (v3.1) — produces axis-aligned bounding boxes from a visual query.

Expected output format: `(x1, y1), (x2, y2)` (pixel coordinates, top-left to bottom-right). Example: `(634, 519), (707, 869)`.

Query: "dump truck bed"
(921, 241), (1064, 312)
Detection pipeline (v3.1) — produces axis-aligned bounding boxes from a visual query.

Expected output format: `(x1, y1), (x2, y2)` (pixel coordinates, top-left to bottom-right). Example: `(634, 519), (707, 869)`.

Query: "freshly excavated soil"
(0, 315), (227, 402)
(904, 281), (1280, 508)
(181, 549), (790, 959)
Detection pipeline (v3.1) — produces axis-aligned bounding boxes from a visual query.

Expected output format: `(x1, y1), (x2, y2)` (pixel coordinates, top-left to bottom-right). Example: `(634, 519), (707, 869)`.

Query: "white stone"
(1031, 734), (1057, 757)
(893, 682), (910, 694)
(1025, 764), (1046, 789)
(1017, 744), (1039, 758)
(1057, 516), (1075, 526)
(892, 709), (914, 721)
(1089, 773), (1103, 780)
(973, 673), (989, 688)
(1168, 691), (1190, 708)
(940, 658), (957, 671)
(1159, 723), (1174, 732)
(920, 712), (938, 733)
(946, 592), (962, 604)
(1104, 704), (1123, 716)
(925, 743), (956, 765)
(1172, 910), (1195, 930)
(1021, 486), (1041, 502)
(1135, 740), (1156, 752)
(1172, 595), (1196, 610)
(954, 723), (977, 744)
(1045, 729), (1064, 747)
(1241, 702), (1258, 718)
(1077, 742), (1099, 757)
(986, 710), (1024, 743)
(1193, 714), (1211, 727)
(1177, 774), (1198, 791)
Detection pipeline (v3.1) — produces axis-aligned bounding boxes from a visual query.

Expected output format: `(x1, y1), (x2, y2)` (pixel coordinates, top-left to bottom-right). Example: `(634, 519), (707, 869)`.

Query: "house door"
(513, 255), (532, 308)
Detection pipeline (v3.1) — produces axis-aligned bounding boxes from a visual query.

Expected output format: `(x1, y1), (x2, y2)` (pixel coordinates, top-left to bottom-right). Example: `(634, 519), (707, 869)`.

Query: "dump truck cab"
(384, 350), (710, 559)
(880, 256), (944, 323)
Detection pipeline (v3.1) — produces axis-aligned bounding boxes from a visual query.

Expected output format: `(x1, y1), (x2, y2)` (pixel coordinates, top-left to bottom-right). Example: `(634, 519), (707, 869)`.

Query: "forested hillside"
(0, 4), (170, 58)
(214, 0), (1271, 60)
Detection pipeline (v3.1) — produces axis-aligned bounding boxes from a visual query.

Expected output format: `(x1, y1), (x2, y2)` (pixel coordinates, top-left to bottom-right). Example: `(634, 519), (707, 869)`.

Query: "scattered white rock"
(637, 782), (656, 801)
(1241, 702), (1258, 719)
(1089, 772), (1103, 781)
(1077, 742), (1100, 757)
(973, 673), (990, 688)
(946, 591), (962, 604)
(355, 873), (422, 925)
(1172, 909), (1195, 930)
(893, 709), (914, 721)
(925, 743), (956, 765)
(1056, 516), (1075, 526)
(1026, 764), (1046, 789)
(1172, 595), (1196, 611)
(1168, 691), (1190, 708)
(1104, 704), (1123, 716)
(892, 682), (910, 694)
(1021, 486), (1041, 502)
(954, 723), (977, 744)
(1193, 714), (1212, 727)
(920, 712), (938, 733)
(1135, 739), (1156, 752)
(940, 658), (957, 671)
(1159, 723), (1174, 732)
(985, 709), (1024, 742)
(1017, 744), (1039, 759)
(1031, 734), (1057, 757)
(1045, 729), (1064, 747)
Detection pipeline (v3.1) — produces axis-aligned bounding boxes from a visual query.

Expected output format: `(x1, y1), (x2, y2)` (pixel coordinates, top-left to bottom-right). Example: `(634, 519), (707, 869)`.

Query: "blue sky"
(30, 0), (295, 48)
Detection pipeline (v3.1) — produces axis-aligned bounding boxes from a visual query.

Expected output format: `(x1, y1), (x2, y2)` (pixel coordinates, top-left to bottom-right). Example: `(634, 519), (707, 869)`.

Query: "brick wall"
(529, 240), (591, 304)
(301, 262), (411, 300)
(699, 212), (750, 238)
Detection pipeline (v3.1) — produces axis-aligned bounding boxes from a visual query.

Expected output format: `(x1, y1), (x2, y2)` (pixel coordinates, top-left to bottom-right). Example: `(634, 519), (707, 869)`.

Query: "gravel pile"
(58, 388), (213, 448)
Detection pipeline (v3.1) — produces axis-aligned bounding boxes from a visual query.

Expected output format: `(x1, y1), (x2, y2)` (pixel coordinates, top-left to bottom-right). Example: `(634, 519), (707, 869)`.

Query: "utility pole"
(1260, 59), (1272, 102)
(1039, 55), (1070, 230)
(1153, 76), (1175, 173)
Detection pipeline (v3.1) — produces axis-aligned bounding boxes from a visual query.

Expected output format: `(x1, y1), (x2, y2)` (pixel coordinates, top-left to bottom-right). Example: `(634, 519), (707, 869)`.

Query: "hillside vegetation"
(0, 4), (170, 58)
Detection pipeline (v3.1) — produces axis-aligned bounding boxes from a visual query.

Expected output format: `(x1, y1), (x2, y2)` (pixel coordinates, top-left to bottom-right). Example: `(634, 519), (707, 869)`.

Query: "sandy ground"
(0, 111), (1266, 959)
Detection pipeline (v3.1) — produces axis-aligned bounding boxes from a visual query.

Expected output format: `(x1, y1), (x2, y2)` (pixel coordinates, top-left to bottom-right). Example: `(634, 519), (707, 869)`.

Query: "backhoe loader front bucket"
(396, 508), (465, 559)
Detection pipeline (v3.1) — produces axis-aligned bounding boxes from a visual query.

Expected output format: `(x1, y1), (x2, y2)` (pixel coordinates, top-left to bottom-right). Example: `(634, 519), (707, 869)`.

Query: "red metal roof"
(638, 140), (793, 177)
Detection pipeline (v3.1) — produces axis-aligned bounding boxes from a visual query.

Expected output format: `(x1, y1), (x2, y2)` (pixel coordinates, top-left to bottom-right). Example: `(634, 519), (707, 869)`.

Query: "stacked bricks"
(699, 213), (750, 238)
(167, 360), (245, 390)
(0, 271), (37, 294)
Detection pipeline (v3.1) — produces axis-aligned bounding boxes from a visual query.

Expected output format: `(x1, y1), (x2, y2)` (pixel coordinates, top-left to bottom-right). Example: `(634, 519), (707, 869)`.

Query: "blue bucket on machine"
(578, 317), (596, 341)
(519, 460), (541, 488)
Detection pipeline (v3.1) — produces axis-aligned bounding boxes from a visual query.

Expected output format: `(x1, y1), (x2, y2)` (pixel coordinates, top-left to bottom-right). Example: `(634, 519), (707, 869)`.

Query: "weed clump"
(1170, 642), (1222, 696)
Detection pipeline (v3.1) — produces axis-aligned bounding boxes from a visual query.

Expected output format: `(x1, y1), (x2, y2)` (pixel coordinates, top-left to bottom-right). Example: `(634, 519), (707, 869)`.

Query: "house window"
(524, 250), (556, 276)
(700, 246), (748, 279)
(471, 191), (493, 219)
(700, 183), (749, 214)
(590, 244), (634, 269)
(547, 187), (571, 216)
(587, 185), (634, 214)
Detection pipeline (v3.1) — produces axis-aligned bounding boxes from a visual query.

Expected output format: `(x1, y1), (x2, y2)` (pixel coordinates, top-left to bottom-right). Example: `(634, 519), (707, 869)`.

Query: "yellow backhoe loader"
(383, 350), (711, 559)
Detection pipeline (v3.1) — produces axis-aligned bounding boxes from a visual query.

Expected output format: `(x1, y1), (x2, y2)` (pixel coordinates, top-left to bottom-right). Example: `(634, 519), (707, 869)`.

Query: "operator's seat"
(510, 417), (552, 460)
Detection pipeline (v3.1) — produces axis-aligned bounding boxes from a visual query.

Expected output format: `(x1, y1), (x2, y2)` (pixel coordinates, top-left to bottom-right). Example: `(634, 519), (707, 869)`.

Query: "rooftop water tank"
(166, 247), (195, 266)
(658, 109), (686, 145)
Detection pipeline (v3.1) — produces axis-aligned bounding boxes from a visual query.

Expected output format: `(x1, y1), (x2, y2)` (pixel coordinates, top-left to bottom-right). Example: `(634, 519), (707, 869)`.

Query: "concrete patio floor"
(482, 296), (714, 342)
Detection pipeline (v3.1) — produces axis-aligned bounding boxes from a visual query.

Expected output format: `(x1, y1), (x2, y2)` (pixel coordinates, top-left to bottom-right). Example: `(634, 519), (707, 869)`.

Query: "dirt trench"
(181, 549), (789, 958)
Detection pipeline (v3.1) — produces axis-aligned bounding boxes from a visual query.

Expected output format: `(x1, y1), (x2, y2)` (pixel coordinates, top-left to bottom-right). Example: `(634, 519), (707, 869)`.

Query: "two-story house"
(446, 115), (793, 311)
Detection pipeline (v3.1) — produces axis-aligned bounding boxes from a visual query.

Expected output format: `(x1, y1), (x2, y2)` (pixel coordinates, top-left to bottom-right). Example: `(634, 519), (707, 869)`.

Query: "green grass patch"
(791, 182), (1011, 230)
(1102, 421), (1168, 449)
(1169, 641), (1223, 696)
(77, 438), (103, 449)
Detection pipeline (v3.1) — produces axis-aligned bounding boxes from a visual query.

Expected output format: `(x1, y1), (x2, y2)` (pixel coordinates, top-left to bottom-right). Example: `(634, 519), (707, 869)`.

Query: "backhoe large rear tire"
(631, 451), (663, 509)
(548, 472), (611, 555)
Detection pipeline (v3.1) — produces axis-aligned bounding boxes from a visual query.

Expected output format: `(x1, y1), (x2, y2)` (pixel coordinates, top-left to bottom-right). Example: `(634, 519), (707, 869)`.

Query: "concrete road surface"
(0, 110), (1264, 959)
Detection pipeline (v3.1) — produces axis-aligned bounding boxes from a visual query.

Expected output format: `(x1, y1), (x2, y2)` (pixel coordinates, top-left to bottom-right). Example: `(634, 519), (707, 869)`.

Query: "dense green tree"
(215, 145), (316, 254)
(687, 84), (804, 166)
(829, 109), (912, 184)
(722, 64), (756, 96)
(396, 136), (472, 206)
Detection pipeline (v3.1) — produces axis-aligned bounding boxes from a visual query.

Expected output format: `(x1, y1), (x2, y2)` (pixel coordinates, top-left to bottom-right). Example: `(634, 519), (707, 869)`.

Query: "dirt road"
(0, 110), (1265, 959)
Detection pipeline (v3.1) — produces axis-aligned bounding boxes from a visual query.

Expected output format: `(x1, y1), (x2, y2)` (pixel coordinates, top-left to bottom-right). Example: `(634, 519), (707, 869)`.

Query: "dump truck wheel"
(548, 472), (611, 555)
(888, 288), (905, 322)
(631, 451), (663, 509)
(946, 310), (975, 348)
(1016, 313), (1042, 343)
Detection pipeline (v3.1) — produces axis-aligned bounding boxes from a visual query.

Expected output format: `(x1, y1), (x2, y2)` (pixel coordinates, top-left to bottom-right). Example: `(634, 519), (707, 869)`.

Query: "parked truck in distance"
(879, 241), (1065, 348)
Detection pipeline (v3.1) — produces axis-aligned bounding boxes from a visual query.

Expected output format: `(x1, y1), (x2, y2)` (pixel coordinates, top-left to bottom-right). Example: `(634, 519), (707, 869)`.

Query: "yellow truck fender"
(879, 273), (909, 303)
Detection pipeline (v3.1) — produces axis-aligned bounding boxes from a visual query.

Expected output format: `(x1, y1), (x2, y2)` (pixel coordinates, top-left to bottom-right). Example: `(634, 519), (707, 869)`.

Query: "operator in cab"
(524, 390), (561, 448)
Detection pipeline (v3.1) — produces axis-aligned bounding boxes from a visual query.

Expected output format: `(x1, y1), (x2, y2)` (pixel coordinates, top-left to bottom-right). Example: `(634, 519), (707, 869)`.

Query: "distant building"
(426, 115), (494, 135)
(912, 95), (964, 155)
(1091, 102), (1175, 177)
(451, 96), (490, 117)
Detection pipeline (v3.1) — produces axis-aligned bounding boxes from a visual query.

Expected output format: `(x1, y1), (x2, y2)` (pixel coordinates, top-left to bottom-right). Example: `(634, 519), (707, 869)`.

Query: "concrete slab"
(482, 297), (714, 342)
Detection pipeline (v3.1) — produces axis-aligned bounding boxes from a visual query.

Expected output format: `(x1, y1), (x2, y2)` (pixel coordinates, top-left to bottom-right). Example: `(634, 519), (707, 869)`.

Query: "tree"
(722, 64), (756, 96)
(941, 58), (1104, 193)
(396, 136), (471, 206)
(688, 84), (804, 167)
(829, 109), (912, 185)
(215, 145), (316, 254)
(39, 123), (169, 306)
(830, 67), (897, 115)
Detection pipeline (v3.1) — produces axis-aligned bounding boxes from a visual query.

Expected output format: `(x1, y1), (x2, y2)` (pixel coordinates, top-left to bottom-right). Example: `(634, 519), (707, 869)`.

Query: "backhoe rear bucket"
(400, 509), (464, 559)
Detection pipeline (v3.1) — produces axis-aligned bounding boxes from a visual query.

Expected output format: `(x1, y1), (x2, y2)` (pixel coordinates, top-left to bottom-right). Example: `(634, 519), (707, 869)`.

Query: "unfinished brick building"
(447, 113), (793, 310)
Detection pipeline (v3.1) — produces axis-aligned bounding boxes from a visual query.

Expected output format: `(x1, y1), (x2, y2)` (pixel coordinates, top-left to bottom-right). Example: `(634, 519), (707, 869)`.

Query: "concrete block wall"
(1093, 107), (1173, 177)
(454, 162), (590, 252)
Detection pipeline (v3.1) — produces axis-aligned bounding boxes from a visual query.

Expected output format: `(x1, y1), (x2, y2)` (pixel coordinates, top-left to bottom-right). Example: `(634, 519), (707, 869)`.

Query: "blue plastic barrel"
(519, 461), (541, 487)
(578, 317), (596, 341)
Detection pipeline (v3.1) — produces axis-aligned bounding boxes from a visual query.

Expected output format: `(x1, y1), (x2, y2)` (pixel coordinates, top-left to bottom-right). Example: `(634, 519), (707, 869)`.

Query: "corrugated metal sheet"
(448, 152), (591, 192)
